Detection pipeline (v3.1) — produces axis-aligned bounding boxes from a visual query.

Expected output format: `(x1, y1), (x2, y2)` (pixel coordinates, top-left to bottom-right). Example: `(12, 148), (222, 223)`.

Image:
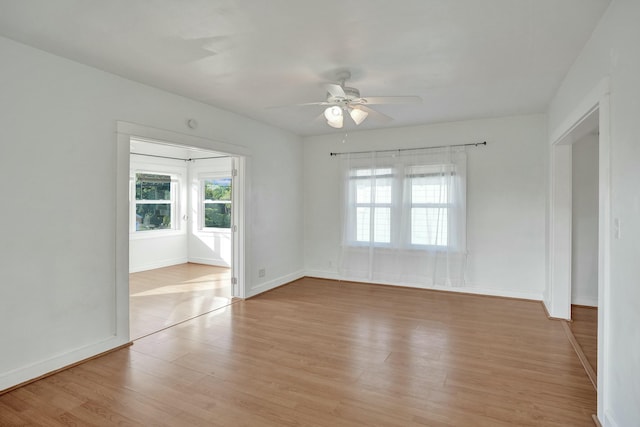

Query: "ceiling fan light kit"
(324, 105), (344, 128)
(316, 70), (421, 129)
(349, 107), (368, 125)
(323, 105), (367, 128)
(273, 70), (421, 130)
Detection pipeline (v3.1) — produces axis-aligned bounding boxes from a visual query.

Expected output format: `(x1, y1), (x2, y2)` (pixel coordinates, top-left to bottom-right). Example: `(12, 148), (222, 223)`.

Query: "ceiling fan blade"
(325, 83), (346, 98)
(313, 112), (327, 124)
(360, 96), (422, 105)
(265, 101), (332, 109)
(296, 101), (334, 106)
(357, 105), (393, 123)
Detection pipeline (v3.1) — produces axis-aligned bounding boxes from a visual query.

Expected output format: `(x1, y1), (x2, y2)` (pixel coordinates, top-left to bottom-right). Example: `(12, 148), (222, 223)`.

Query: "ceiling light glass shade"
(349, 108), (369, 125)
(326, 115), (343, 128)
(324, 106), (343, 128)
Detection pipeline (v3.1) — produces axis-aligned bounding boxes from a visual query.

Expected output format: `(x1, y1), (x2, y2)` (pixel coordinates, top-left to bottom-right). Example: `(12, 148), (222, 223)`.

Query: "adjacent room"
(128, 139), (237, 339)
(1, 1), (639, 426)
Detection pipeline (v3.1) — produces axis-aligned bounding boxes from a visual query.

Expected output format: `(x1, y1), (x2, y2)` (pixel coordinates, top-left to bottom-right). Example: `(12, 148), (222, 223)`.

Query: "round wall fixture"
(187, 119), (198, 129)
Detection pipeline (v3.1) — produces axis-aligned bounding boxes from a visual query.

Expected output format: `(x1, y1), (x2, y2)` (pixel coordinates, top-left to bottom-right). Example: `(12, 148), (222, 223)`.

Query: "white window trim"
(347, 166), (395, 246)
(345, 164), (462, 251)
(129, 169), (185, 239)
(199, 173), (232, 234)
(405, 170), (456, 250)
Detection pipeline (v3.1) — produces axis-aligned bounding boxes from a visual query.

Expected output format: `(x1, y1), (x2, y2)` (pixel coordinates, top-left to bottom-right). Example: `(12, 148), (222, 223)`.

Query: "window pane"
(356, 207), (370, 242)
(356, 181), (371, 204)
(411, 207), (448, 245)
(136, 203), (172, 230)
(374, 207), (391, 243)
(352, 167), (392, 177)
(204, 178), (232, 201)
(375, 178), (392, 204)
(412, 176), (448, 204)
(136, 173), (171, 201)
(354, 168), (372, 177)
(204, 203), (232, 228)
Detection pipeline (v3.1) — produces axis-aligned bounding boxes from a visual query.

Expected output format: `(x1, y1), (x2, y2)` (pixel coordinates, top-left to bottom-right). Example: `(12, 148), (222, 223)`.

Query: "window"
(350, 168), (393, 244)
(408, 165), (452, 247)
(345, 163), (462, 250)
(340, 149), (466, 286)
(202, 177), (232, 229)
(134, 173), (177, 231)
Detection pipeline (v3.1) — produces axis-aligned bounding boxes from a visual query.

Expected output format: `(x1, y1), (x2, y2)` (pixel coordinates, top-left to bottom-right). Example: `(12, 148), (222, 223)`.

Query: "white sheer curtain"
(339, 147), (467, 288)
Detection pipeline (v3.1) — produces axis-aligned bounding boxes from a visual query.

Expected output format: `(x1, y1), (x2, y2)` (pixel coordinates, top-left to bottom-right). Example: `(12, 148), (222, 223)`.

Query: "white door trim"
(546, 77), (611, 422)
(115, 121), (251, 342)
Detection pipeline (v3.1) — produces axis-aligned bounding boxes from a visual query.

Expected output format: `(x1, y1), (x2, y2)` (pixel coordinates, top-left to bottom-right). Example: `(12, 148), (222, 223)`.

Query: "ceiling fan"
(299, 71), (422, 129)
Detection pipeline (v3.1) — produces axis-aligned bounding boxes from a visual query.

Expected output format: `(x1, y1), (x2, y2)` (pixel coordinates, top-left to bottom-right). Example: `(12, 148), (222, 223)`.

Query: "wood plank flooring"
(569, 305), (598, 375)
(130, 263), (232, 339)
(1, 278), (595, 426)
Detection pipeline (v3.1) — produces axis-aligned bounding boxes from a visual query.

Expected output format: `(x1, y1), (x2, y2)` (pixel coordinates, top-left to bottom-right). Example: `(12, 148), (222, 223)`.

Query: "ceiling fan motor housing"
(327, 86), (362, 106)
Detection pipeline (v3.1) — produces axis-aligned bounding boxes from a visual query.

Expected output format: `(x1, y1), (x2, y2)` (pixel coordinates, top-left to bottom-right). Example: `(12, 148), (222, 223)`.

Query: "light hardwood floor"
(1, 278), (595, 426)
(130, 263), (232, 339)
(569, 305), (598, 375)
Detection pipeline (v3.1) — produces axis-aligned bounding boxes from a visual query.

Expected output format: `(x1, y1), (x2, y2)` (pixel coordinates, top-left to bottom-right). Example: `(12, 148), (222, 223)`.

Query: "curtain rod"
(131, 152), (229, 162)
(329, 141), (487, 157)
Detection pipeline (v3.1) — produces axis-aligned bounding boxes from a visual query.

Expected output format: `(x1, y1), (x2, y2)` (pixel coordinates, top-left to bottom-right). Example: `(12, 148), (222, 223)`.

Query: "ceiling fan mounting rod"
(336, 70), (351, 87)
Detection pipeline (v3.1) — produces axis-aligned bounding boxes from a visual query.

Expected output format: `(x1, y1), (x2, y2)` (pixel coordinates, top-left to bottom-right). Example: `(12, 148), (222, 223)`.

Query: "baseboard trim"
(604, 412), (620, 427)
(304, 270), (543, 302)
(592, 414), (602, 427)
(561, 320), (597, 390)
(541, 300), (568, 321)
(572, 296), (598, 307)
(129, 257), (188, 273)
(247, 270), (305, 298)
(187, 257), (230, 268)
(0, 341), (132, 395)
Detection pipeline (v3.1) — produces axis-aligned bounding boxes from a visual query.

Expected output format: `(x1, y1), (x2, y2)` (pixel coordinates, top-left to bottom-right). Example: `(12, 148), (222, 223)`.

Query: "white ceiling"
(0, 0), (610, 136)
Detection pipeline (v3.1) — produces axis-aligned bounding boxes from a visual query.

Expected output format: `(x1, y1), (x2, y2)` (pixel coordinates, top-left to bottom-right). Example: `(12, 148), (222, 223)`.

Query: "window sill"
(196, 229), (232, 235)
(343, 243), (463, 254)
(130, 229), (186, 240)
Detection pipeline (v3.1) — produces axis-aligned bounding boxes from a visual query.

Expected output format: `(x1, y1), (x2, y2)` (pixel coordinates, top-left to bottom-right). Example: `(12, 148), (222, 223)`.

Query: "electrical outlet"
(258, 268), (266, 278)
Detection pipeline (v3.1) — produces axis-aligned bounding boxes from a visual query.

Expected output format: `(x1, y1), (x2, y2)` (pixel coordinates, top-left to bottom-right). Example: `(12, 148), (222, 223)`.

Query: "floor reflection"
(130, 263), (233, 339)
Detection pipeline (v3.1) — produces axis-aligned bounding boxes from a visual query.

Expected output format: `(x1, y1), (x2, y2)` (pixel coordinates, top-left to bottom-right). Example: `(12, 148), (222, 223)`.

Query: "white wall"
(129, 155), (189, 272)
(548, 0), (640, 424)
(304, 114), (547, 300)
(0, 35), (304, 390)
(571, 134), (599, 307)
(188, 157), (233, 267)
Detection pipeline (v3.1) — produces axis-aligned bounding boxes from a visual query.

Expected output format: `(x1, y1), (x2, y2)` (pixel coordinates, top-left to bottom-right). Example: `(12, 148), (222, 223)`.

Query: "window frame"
(406, 169), (455, 250)
(199, 174), (233, 233)
(347, 166), (396, 247)
(129, 169), (182, 237)
(345, 163), (461, 251)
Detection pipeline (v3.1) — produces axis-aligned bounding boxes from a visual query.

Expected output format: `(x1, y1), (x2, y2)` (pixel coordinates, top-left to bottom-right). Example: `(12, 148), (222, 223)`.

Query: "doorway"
(115, 121), (248, 341)
(547, 79), (611, 421)
(568, 114), (599, 383)
(550, 108), (600, 387)
(128, 138), (238, 339)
